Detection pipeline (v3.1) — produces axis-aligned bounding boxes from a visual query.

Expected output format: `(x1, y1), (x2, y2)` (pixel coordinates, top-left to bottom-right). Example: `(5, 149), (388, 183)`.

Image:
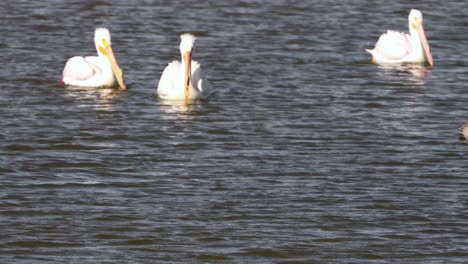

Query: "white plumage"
(62, 28), (126, 89)
(366, 9), (433, 66)
(157, 33), (210, 101)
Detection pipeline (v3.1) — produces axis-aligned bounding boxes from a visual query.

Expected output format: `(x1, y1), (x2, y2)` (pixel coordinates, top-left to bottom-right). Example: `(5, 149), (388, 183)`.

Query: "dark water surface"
(1, 0), (468, 263)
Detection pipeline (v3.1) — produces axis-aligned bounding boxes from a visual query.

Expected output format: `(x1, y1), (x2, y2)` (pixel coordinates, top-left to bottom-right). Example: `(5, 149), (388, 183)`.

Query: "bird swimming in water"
(366, 9), (433, 66)
(459, 123), (468, 140)
(62, 28), (126, 89)
(157, 33), (210, 103)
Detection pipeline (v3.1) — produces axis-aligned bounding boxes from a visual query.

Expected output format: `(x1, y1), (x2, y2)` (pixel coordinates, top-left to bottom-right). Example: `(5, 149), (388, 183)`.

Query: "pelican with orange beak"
(157, 33), (210, 102)
(62, 28), (126, 89)
(366, 9), (433, 66)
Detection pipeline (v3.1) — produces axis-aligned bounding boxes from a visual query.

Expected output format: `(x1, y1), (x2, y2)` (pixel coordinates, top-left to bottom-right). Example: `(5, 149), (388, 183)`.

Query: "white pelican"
(157, 33), (210, 102)
(62, 28), (126, 89)
(366, 9), (433, 66)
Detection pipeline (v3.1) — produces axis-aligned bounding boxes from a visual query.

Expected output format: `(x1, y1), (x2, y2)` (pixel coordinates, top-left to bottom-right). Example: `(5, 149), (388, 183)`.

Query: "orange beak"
(100, 44), (126, 89)
(416, 23), (433, 66)
(183, 51), (192, 103)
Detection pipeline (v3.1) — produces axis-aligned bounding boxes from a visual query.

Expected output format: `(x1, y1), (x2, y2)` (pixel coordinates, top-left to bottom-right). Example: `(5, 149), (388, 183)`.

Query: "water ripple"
(1, 0), (468, 263)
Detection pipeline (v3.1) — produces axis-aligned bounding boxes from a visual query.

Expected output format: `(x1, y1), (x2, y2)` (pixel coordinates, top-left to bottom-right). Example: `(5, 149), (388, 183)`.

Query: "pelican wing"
(369, 30), (412, 62)
(62, 56), (107, 86)
(191, 60), (210, 95)
(63, 56), (95, 81)
(157, 61), (180, 98)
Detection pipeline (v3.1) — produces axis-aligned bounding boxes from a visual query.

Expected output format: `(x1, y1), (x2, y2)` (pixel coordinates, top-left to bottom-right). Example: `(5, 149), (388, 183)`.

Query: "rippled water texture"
(1, 0), (468, 263)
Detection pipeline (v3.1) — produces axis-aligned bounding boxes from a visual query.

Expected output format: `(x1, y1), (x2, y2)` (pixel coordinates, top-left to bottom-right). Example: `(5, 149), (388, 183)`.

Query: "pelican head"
(180, 33), (196, 54)
(94, 28), (126, 89)
(94, 28), (111, 51)
(409, 9), (423, 24)
(179, 33), (196, 102)
(408, 9), (433, 66)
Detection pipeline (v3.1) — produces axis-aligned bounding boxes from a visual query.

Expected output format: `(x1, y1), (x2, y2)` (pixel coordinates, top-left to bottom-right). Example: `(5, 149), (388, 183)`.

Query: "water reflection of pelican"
(376, 64), (432, 84)
(64, 86), (121, 111)
(158, 100), (203, 119)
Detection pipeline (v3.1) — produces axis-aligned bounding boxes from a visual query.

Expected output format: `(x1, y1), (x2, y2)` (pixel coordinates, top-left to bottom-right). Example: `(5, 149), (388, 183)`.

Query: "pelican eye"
(102, 38), (109, 47)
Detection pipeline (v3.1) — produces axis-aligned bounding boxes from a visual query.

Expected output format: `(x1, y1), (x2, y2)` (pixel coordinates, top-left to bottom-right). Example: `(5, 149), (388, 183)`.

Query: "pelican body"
(157, 33), (210, 102)
(62, 28), (126, 89)
(366, 9), (433, 66)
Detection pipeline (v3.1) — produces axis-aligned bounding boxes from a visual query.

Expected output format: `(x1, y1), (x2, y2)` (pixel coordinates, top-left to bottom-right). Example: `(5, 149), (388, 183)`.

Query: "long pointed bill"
(417, 23), (433, 66)
(105, 45), (126, 90)
(183, 51), (192, 103)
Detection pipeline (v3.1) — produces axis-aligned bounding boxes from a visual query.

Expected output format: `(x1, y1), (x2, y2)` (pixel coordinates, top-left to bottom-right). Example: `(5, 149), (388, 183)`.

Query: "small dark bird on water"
(459, 123), (468, 140)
